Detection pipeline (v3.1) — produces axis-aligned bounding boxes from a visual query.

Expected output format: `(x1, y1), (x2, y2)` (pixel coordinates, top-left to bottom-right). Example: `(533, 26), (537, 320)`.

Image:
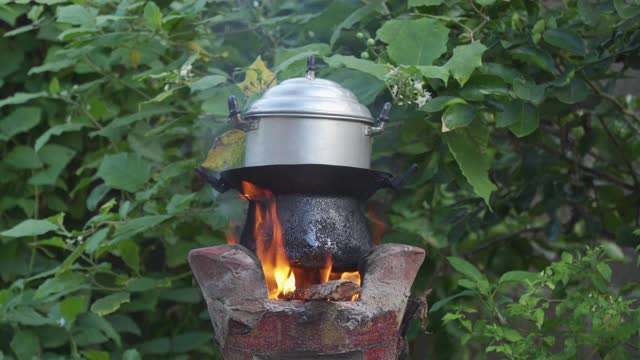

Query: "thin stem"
(465, 226), (545, 256)
(583, 76), (640, 130)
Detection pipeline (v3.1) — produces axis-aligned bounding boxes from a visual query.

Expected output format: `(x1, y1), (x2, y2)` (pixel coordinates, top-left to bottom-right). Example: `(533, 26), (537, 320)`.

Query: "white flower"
(179, 64), (192, 77)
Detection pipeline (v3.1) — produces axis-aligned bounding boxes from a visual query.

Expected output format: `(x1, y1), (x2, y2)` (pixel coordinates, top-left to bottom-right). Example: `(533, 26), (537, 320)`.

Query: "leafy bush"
(0, 0), (638, 359)
(444, 248), (640, 358)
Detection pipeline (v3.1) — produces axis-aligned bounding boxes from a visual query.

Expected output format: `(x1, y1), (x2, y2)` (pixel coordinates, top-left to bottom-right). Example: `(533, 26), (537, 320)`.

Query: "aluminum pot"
(228, 56), (390, 169)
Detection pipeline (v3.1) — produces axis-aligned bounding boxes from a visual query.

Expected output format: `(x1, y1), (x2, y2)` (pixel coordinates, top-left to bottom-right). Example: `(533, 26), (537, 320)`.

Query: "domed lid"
(244, 57), (373, 123)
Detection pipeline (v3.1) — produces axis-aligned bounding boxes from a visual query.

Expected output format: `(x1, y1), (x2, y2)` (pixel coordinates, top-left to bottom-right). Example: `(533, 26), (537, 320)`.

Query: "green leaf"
(91, 292), (131, 316)
(459, 75), (509, 101)
(420, 96), (466, 113)
(377, 18), (449, 66)
(479, 63), (524, 84)
(0, 107), (41, 141)
(110, 215), (172, 245)
(10, 330), (41, 360)
(552, 78), (588, 104)
(171, 332), (210, 353)
(503, 328), (523, 342)
(34, 272), (87, 300)
(60, 295), (88, 323)
(126, 277), (171, 292)
(324, 55), (388, 81)
(28, 59), (75, 75)
(600, 240), (625, 261)
(59, 242), (89, 273)
(495, 99), (539, 138)
(4, 145), (43, 169)
(6, 307), (52, 326)
(86, 228), (110, 254)
(0, 92), (47, 109)
(614, 0), (640, 18)
(444, 121), (496, 206)
(91, 105), (173, 138)
(535, 308), (544, 329)
(29, 144), (77, 185)
(189, 75), (226, 93)
(96, 153), (152, 193)
(498, 270), (537, 284)
(510, 46), (557, 74)
(56, 4), (98, 27)
(77, 313), (121, 347)
(1, 219), (57, 238)
(596, 262), (612, 282)
(445, 42), (487, 86)
(166, 193), (196, 214)
(112, 240), (140, 273)
(416, 65), (450, 83)
(513, 79), (546, 103)
(329, 4), (380, 46)
(143, 2), (162, 27)
(442, 103), (475, 131)
(122, 349), (142, 360)
(35, 123), (87, 151)
(543, 29), (585, 55)
(408, 0), (444, 6)
(447, 257), (486, 283)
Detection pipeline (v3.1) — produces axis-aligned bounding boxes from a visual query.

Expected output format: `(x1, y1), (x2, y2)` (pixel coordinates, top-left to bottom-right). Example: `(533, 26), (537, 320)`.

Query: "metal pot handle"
(228, 96), (257, 131)
(374, 163), (418, 191)
(366, 102), (391, 136)
(196, 166), (232, 193)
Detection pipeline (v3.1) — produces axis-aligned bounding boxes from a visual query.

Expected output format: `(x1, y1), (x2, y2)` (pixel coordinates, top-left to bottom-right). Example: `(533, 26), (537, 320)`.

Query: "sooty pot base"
(240, 194), (372, 271)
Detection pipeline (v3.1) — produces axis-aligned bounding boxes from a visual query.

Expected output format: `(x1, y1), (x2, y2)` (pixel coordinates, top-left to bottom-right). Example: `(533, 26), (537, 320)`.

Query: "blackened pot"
(240, 194), (371, 271)
(198, 164), (415, 270)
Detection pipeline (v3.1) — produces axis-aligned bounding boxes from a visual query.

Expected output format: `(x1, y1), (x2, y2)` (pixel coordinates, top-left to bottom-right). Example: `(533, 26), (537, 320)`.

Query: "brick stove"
(189, 244), (424, 359)
(191, 56), (425, 359)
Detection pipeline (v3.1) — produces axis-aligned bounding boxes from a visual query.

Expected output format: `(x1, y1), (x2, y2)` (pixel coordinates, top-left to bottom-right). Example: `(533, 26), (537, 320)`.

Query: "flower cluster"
(385, 67), (432, 107)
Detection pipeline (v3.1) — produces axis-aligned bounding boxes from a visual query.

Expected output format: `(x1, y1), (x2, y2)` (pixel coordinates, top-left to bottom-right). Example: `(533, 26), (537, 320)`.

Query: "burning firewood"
(284, 279), (361, 301)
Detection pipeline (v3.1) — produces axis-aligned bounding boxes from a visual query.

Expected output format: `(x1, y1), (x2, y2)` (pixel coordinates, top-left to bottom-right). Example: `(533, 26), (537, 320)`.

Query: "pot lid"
(244, 57), (374, 123)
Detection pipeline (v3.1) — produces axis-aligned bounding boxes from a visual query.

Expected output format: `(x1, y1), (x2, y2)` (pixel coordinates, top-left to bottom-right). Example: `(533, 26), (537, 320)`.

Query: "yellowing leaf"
(237, 56), (276, 95)
(201, 129), (246, 171)
(129, 49), (141, 68)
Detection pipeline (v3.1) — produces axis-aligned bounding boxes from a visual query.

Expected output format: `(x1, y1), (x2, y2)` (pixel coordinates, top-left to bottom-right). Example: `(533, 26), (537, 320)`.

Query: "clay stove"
(190, 56), (425, 359)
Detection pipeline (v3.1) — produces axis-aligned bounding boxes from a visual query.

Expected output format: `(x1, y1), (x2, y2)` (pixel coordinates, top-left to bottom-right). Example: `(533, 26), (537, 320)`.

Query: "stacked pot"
(202, 56), (410, 271)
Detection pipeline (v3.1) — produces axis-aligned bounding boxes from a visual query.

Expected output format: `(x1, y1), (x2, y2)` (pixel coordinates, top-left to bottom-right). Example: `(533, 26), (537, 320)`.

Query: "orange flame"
(239, 181), (360, 300)
(225, 221), (238, 244)
(340, 271), (361, 300)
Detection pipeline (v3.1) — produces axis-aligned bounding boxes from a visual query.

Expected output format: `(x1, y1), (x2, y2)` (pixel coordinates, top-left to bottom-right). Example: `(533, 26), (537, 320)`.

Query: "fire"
(340, 271), (361, 301)
(238, 181), (360, 300)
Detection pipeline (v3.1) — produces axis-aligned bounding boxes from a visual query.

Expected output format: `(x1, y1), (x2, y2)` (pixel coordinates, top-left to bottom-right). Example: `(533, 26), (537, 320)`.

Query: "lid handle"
(228, 95), (257, 131)
(365, 102), (391, 136)
(306, 55), (316, 80)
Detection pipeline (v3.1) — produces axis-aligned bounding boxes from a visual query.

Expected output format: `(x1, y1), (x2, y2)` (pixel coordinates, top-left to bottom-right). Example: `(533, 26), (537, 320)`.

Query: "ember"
(237, 181), (361, 300)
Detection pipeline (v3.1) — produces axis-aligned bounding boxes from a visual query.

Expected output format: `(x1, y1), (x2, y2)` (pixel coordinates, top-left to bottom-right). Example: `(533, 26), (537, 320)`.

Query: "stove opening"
(229, 181), (361, 301)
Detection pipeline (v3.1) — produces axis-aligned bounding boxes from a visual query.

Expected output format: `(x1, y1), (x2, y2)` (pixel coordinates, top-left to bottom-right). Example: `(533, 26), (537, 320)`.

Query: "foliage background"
(0, 0), (639, 359)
